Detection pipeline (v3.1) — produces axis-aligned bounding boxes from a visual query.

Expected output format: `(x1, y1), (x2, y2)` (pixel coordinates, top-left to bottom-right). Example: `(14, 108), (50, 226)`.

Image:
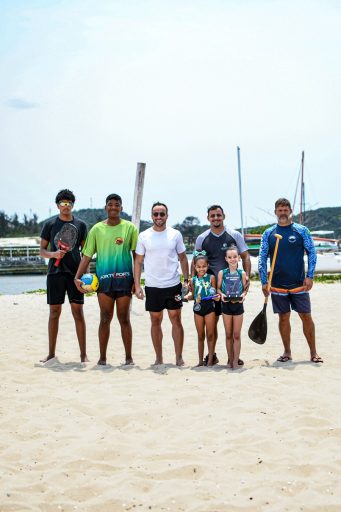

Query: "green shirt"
(83, 219), (138, 292)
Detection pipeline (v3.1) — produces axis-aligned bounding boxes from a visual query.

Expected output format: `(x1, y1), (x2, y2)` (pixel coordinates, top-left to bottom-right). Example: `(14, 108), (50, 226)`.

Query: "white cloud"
(1, 0), (340, 227)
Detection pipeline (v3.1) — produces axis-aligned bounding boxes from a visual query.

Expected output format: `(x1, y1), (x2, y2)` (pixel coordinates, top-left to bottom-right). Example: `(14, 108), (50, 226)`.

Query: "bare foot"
(97, 359), (107, 366)
(194, 361), (204, 367)
(124, 358), (135, 365)
(40, 354), (55, 363)
(152, 359), (164, 366)
(227, 362), (232, 369)
(176, 357), (185, 367)
(81, 355), (89, 363)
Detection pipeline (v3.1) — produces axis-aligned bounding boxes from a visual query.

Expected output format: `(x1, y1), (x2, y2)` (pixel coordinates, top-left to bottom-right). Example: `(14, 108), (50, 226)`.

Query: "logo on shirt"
(115, 237), (124, 245)
(288, 235), (297, 243)
(100, 272), (131, 280)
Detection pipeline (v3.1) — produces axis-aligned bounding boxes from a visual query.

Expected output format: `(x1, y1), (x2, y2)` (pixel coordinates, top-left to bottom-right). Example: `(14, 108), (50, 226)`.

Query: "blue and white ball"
(80, 273), (99, 292)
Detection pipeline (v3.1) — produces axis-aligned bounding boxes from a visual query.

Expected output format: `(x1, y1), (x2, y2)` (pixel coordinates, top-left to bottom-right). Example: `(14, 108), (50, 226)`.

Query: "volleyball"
(80, 273), (99, 292)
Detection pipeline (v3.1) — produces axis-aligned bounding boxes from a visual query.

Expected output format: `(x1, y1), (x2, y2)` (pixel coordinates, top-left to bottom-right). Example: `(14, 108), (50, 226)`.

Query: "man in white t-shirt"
(134, 202), (189, 366)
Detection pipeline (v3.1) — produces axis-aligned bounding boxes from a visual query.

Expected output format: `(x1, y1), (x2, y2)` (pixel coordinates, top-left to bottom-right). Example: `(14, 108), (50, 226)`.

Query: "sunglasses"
(59, 201), (73, 207)
(152, 212), (166, 217)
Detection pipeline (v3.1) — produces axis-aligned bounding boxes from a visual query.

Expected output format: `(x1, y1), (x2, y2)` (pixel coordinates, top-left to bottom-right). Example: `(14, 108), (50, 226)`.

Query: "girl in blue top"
(217, 246), (247, 369)
(185, 252), (219, 367)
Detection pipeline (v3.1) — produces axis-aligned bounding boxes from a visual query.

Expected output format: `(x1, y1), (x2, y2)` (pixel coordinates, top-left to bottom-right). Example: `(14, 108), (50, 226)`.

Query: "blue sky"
(1, 0), (340, 229)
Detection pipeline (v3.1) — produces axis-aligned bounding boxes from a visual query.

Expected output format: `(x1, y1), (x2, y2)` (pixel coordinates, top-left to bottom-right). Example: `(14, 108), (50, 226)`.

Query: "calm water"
(0, 275), (47, 295)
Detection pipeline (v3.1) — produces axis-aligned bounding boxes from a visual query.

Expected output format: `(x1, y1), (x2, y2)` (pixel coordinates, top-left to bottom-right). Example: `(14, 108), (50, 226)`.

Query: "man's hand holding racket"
(54, 223), (78, 267)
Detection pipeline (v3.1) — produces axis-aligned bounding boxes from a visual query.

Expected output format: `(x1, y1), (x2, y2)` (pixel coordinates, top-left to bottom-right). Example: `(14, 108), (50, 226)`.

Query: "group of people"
(40, 189), (323, 367)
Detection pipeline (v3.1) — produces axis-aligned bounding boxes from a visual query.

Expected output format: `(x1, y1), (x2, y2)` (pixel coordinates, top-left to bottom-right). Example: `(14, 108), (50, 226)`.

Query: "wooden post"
(131, 162), (146, 231)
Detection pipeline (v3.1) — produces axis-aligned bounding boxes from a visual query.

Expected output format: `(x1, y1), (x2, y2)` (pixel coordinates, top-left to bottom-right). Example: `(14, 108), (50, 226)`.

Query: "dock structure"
(0, 237), (47, 275)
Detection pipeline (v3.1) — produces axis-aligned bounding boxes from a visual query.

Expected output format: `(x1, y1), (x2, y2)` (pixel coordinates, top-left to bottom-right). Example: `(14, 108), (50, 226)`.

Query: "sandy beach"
(1, 281), (340, 511)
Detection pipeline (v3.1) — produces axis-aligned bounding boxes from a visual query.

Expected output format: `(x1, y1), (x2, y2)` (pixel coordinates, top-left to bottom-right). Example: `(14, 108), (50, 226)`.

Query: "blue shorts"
(271, 288), (311, 314)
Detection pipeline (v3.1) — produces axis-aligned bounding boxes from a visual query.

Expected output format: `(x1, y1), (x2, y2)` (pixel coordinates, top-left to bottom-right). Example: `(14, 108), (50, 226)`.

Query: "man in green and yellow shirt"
(75, 194), (138, 365)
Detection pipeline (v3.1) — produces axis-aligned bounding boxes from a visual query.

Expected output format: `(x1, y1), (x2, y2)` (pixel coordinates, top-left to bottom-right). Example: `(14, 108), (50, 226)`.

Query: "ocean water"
(0, 275), (47, 295)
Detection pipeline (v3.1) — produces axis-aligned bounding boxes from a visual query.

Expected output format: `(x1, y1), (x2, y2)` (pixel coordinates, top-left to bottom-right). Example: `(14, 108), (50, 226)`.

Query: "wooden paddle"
(248, 233), (282, 344)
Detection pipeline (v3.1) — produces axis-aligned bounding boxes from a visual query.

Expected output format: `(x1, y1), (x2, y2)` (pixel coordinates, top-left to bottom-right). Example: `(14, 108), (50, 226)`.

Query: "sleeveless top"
(192, 274), (214, 300)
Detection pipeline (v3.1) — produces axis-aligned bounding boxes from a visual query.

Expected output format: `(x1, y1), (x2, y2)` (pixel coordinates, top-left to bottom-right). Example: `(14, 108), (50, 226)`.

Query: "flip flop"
(311, 356), (323, 363)
(277, 355), (292, 362)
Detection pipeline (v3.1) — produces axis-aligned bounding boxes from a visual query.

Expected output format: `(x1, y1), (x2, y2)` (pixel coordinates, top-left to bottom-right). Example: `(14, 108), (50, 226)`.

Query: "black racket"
(54, 223), (78, 267)
(248, 233), (282, 344)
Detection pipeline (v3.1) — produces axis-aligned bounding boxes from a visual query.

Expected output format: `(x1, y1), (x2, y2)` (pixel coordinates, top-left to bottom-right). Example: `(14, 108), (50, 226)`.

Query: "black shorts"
(145, 283), (182, 312)
(193, 300), (215, 317)
(102, 290), (132, 300)
(222, 301), (244, 316)
(214, 300), (222, 317)
(47, 273), (84, 305)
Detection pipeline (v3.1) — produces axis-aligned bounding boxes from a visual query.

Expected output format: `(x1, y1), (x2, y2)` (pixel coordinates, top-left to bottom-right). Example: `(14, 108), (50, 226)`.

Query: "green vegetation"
(0, 206), (340, 239)
(248, 207), (341, 238)
(0, 211), (39, 237)
(313, 274), (341, 283)
(25, 289), (47, 294)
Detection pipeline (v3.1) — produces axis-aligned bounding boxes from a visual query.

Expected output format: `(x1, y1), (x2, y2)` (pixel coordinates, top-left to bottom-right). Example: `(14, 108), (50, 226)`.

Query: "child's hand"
(220, 293), (227, 303)
(213, 294), (220, 301)
(184, 292), (193, 301)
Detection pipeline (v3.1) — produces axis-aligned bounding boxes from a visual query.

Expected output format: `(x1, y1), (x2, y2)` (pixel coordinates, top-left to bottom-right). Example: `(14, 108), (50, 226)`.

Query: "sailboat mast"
(300, 151), (305, 224)
(237, 146), (244, 236)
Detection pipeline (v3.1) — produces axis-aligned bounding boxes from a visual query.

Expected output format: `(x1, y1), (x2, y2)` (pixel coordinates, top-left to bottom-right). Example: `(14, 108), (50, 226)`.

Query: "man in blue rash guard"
(259, 198), (323, 364)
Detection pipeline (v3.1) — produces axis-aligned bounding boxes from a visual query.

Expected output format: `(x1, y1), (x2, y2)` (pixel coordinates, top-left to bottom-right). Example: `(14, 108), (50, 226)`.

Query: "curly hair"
(55, 189), (75, 204)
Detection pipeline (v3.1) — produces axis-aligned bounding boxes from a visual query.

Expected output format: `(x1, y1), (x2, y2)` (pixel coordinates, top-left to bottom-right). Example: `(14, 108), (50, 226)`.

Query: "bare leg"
(278, 312), (292, 360)
(222, 314), (233, 368)
(204, 312), (216, 366)
(41, 304), (62, 362)
(70, 302), (88, 362)
(97, 293), (114, 364)
(298, 312), (322, 361)
(204, 315), (220, 365)
(168, 309), (185, 366)
(194, 313), (205, 366)
(150, 311), (164, 364)
(116, 295), (133, 364)
(213, 315), (219, 351)
(231, 314), (243, 369)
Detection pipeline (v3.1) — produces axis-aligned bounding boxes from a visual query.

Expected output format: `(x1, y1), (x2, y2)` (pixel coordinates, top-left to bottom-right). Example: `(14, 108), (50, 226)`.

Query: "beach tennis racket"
(248, 233), (282, 344)
(54, 223), (78, 267)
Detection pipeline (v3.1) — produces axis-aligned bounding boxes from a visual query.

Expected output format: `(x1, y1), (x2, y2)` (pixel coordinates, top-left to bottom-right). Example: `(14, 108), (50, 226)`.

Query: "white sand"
(1, 282), (340, 511)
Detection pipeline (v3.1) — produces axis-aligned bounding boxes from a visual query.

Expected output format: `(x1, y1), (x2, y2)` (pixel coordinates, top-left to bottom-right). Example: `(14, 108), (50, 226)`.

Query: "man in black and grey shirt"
(193, 204), (251, 365)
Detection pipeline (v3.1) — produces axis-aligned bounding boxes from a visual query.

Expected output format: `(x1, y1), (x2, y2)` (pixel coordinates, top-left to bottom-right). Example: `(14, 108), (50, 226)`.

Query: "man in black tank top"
(193, 205), (251, 366)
